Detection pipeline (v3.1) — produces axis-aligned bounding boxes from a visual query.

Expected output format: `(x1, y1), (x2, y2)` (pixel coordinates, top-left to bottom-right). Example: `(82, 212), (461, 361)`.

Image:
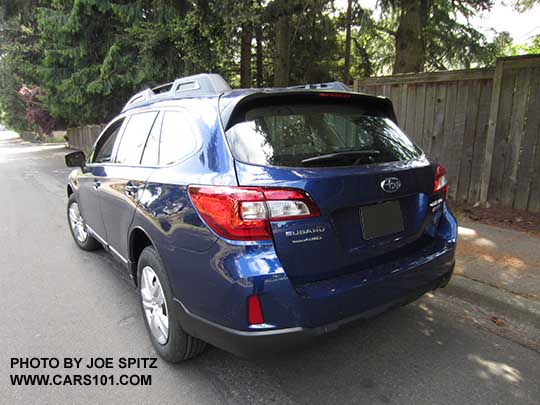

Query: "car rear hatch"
(221, 91), (442, 283)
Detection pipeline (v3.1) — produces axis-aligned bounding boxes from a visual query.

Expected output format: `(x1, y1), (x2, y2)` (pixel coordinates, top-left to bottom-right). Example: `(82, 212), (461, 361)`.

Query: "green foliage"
(0, 0), (539, 129)
(0, 57), (32, 133)
(287, 1), (341, 84)
(363, 0), (498, 73)
(513, 0), (539, 11)
(0, 0), (42, 132)
(36, 0), (138, 125)
(493, 33), (540, 56)
(29, 0), (232, 125)
(423, 0), (497, 70)
(347, 6), (397, 77)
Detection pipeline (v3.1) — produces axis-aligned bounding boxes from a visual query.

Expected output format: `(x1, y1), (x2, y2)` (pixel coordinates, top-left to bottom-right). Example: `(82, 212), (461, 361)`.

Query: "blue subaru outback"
(65, 74), (456, 362)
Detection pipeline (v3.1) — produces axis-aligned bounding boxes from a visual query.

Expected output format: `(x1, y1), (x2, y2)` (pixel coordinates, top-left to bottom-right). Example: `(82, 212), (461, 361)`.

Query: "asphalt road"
(1, 133), (539, 405)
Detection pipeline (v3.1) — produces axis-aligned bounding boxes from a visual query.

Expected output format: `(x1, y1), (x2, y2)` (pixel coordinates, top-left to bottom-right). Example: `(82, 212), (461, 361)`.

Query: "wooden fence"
(67, 124), (105, 155)
(354, 54), (540, 213)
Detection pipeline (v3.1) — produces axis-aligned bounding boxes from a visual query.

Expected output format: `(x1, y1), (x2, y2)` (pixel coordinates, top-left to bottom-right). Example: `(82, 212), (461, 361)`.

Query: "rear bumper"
(174, 262), (454, 358)
(166, 203), (457, 357)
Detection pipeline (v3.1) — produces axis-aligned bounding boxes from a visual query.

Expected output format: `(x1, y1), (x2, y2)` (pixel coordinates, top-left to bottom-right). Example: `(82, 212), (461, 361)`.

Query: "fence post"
(479, 58), (504, 204)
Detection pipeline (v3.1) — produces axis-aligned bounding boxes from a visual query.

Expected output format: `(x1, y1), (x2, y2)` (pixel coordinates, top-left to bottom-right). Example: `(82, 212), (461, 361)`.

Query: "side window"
(141, 113), (162, 166)
(159, 111), (199, 166)
(93, 120), (124, 163)
(115, 112), (158, 165)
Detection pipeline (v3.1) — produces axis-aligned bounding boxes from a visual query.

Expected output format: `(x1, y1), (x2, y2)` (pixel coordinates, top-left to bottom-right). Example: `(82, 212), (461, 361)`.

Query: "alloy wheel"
(68, 202), (88, 243)
(140, 266), (169, 344)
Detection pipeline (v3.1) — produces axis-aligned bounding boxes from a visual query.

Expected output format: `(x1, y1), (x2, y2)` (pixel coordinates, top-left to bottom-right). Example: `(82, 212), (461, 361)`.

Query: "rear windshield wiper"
(301, 150), (381, 164)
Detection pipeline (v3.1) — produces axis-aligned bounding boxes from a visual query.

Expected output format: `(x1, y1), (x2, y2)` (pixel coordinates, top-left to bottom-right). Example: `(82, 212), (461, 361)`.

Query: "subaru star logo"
(380, 177), (401, 193)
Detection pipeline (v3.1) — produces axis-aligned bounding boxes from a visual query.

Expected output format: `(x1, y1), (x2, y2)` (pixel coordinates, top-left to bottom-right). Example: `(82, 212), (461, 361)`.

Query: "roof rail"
(287, 81), (351, 92)
(122, 73), (231, 112)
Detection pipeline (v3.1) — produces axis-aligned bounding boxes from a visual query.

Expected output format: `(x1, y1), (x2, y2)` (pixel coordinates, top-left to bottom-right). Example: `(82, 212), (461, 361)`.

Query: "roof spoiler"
(122, 73), (231, 112)
(220, 91), (397, 131)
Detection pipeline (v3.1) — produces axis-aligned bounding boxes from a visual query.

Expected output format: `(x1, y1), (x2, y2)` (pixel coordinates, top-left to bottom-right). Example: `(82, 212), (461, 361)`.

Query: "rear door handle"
(92, 181), (101, 190)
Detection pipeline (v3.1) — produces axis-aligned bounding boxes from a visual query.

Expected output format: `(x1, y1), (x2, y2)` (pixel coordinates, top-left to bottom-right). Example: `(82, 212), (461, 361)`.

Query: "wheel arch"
(128, 226), (158, 286)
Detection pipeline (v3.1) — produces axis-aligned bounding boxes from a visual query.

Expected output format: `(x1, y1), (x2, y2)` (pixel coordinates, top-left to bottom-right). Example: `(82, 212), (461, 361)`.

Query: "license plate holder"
(360, 201), (404, 240)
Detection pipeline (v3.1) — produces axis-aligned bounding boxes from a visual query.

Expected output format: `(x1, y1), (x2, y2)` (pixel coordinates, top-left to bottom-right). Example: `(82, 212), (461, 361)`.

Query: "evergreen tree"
(0, 0), (538, 130)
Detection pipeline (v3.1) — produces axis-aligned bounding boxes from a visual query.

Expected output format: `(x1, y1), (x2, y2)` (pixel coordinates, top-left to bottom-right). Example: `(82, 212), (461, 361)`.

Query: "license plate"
(360, 201), (404, 240)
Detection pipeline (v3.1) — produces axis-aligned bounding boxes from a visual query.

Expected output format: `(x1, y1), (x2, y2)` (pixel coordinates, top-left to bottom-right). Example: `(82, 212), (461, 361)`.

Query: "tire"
(137, 246), (206, 362)
(67, 194), (100, 251)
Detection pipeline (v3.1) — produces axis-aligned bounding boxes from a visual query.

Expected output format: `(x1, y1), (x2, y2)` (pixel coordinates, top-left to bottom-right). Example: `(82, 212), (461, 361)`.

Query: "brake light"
(433, 164), (448, 198)
(188, 185), (320, 241)
(319, 92), (352, 99)
(247, 295), (264, 325)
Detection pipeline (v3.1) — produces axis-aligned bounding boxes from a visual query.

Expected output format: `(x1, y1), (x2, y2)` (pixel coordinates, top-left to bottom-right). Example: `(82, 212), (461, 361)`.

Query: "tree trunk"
(273, 14), (290, 87)
(255, 27), (263, 87)
(343, 0), (353, 83)
(36, 127), (43, 143)
(240, 24), (253, 88)
(393, 0), (424, 74)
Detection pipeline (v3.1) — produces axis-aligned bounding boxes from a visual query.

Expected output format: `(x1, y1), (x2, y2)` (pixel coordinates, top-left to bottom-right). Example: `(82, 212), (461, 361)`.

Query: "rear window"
(225, 103), (422, 167)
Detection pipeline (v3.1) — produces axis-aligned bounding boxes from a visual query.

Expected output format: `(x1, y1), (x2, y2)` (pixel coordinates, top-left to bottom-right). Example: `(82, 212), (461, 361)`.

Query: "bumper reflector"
(247, 295), (264, 325)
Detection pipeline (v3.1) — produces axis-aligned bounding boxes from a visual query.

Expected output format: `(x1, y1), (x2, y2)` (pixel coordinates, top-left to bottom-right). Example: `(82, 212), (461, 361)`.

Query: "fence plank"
(468, 80), (493, 203)
(528, 125), (540, 212)
(457, 79), (481, 202)
(440, 82), (459, 199)
(414, 84), (426, 144)
(479, 61), (504, 204)
(444, 80), (471, 200)
(404, 85), (417, 137)
(515, 69), (540, 210)
(421, 84), (437, 152)
(488, 66), (517, 204)
(501, 68), (532, 207)
(432, 82), (458, 166)
(429, 84), (448, 161)
(399, 84), (408, 125)
(390, 84), (401, 121)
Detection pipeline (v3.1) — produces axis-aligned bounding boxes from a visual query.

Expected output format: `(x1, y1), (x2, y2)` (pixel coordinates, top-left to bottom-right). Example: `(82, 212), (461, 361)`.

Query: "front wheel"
(138, 246), (206, 362)
(67, 194), (100, 251)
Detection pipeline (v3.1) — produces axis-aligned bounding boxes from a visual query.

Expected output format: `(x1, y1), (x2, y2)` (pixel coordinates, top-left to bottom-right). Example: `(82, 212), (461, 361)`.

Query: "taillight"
(188, 185), (320, 241)
(433, 164), (448, 199)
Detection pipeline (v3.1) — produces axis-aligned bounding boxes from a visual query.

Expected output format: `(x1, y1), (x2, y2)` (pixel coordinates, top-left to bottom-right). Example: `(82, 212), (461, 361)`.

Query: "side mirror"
(65, 150), (86, 168)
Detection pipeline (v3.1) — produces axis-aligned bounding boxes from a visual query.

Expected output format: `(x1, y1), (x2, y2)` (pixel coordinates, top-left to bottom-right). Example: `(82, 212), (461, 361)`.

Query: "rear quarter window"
(158, 111), (201, 166)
